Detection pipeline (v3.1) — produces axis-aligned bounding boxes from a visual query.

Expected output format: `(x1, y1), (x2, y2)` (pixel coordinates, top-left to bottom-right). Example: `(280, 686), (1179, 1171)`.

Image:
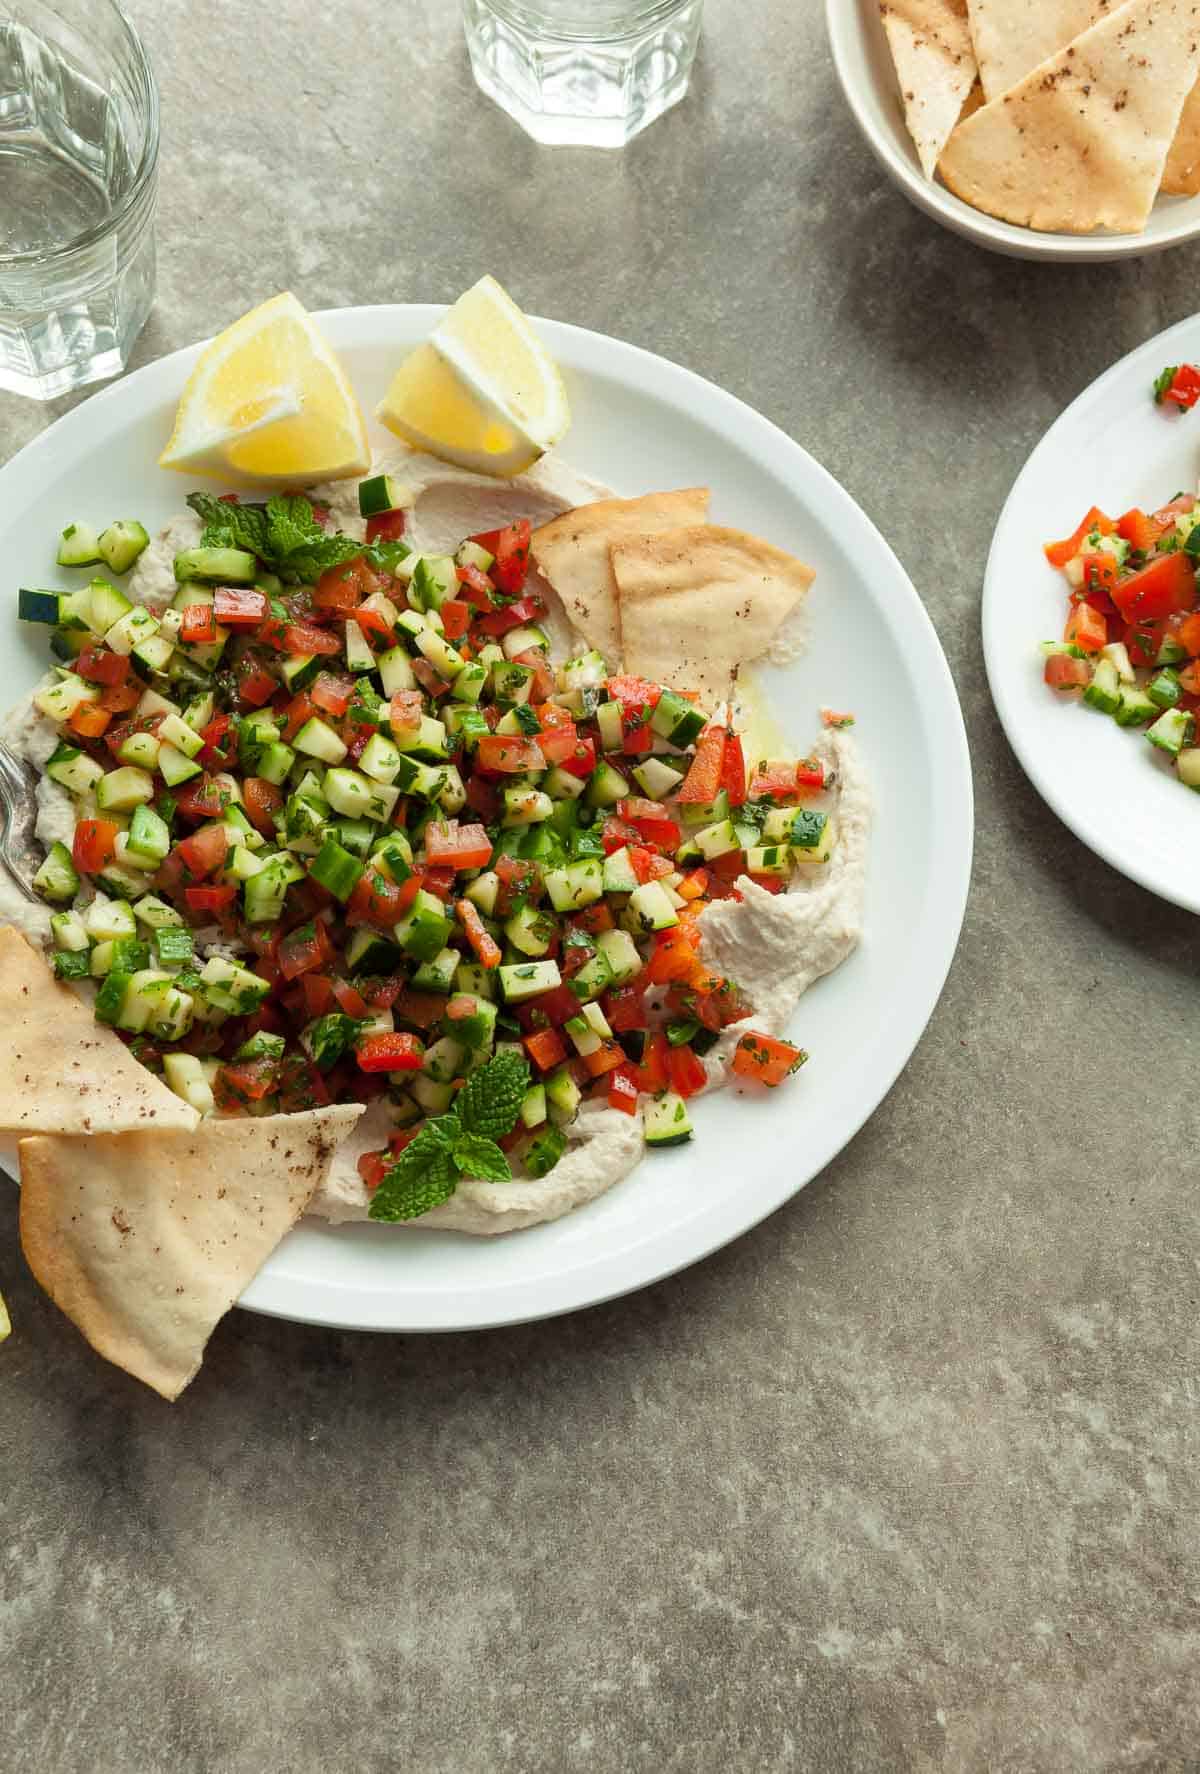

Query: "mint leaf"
(455, 1048), (530, 1140)
(186, 492), (271, 560)
(369, 1136), (459, 1221)
(452, 1133), (512, 1184)
(279, 535), (367, 585)
(266, 493), (322, 559)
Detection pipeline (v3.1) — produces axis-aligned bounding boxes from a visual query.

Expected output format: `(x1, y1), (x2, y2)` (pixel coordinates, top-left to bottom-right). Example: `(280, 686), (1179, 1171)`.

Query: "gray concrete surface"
(3, 2), (1200, 1769)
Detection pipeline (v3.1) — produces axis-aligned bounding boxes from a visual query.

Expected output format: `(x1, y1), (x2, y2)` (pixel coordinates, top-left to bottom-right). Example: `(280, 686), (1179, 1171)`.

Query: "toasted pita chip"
(530, 488), (710, 668)
(1164, 78), (1200, 195)
(0, 924), (199, 1135)
(964, 0), (1111, 101)
(18, 1105), (363, 1399)
(939, 0), (1200, 235)
(880, 0), (978, 180)
(611, 525), (815, 703)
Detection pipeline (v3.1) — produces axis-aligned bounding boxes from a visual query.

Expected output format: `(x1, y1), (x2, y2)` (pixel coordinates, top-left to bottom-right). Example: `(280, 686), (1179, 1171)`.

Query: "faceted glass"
(0, 0), (158, 401)
(463, 0), (704, 148)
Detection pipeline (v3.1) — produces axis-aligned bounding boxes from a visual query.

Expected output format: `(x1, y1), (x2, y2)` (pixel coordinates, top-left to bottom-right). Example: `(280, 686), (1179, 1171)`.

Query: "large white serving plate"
(0, 305), (972, 1331)
(984, 314), (1200, 914)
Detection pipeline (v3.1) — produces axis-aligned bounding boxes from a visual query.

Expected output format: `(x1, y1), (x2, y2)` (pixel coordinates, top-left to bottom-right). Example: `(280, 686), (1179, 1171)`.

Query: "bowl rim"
(825, 0), (1200, 265)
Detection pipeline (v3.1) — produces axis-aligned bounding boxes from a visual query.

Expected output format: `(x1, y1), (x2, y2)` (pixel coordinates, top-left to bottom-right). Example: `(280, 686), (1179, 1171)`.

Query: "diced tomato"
(185, 883), (238, 913)
(72, 817), (119, 874)
(719, 732), (747, 806)
(600, 816), (641, 855)
(1065, 601), (1108, 652)
(477, 734), (546, 773)
(174, 776), (231, 823)
(747, 873), (787, 894)
(456, 898), (502, 969)
(1044, 506), (1115, 568)
(456, 562), (496, 609)
(237, 664), (278, 708)
(352, 607), (397, 647)
(524, 1027), (568, 1072)
(678, 725), (726, 802)
(1175, 611), (1200, 657)
(438, 599), (471, 640)
(387, 689), (423, 737)
(1111, 551), (1198, 623)
(1117, 508), (1171, 553)
(569, 902), (614, 935)
(475, 595), (543, 637)
(606, 1064), (640, 1116)
(676, 868), (709, 901)
(357, 1151), (389, 1191)
(213, 587), (267, 628)
(310, 672), (355, 716)
(420, 865), (456, 903)
(364, 508), (407, 545)
(67, 703), (111, 739)
(628, 845), (673, 884)
(582, 1039), (626, 1079)
(1158, 364), (1200, 411)
(392, 988), (449, 1029)
(602, 984), (648, 1032)
(97, 682), (141, 713)
(618, 799), (681, 851)
(217, 1056), (279, 1104)
(1044, 654), (1092, 690)
(633, 1030), (670, 1095)
(410, 658), (448, 699)
(560, 735), (597, 778)
(645, 929), (707, 987)
(179, 604), (217, 646)
(795, 758), (826, 792)
(426, 819), (493, 870)
(606, 674), (663, 713)
(470, 519), (531, 595)
(511, 649), (556, 703)
(356, 1031), (424, 1073)
(346, 869), (417, 930)
(176, 823), (230, 877)
(524, 984), (579, 1028)
(278, 921), (333, 981)
(279, 621), (340, 657)
(731, 1030), (806, 1087)
(242, 776), (284, 837)
(495, 854), (543, 913)
(331, 979), (370, 1018)
(301, 974), (335, 1018)
(75, 644), (130, 686)
(313, 557), (375, 614)
(1078, 552), (1119, 597)
(748, 763), (803, 801)
(281, 692), (316, 743)
(667, 1043), (707, 1098)
(464, 773), (501, 821)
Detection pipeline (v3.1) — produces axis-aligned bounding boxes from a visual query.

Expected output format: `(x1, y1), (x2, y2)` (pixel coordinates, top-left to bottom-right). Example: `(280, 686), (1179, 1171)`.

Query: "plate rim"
(0, 303), (974, 1331)
(825, 0), (1200, 266)
(982, 311), (1200, 914)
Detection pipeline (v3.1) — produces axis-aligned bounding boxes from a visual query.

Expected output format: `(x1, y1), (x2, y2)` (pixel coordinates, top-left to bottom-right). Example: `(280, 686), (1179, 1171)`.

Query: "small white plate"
(984, 313), (1200, 912)
(0, 305), (973, 1331)
(826, 0), (1200, 264)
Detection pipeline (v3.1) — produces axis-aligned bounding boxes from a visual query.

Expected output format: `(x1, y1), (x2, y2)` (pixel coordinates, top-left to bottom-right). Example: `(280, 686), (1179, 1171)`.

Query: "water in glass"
(0, 0), (158, 401)
(463, 0), (703, 148)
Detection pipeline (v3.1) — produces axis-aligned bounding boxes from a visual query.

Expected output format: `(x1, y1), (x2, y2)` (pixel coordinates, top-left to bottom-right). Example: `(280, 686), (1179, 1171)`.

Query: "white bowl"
(826, 0), (1200, 263)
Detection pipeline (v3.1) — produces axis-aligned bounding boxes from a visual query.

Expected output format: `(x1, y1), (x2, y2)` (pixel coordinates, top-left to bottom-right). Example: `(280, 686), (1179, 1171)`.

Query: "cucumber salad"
(9, 466), (865, 1229)
(1042, 492), (1200, 787)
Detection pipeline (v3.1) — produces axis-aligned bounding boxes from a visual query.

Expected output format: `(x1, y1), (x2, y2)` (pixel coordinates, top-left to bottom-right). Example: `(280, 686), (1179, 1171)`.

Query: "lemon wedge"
(159, 292), (371, 485)
(0, 1291), (9, 1344)
(377, 276), (570, 478)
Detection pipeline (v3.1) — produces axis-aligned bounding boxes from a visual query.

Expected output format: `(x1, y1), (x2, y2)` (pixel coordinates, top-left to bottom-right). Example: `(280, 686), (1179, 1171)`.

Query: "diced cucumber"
(156, 712), (204, 758)
(93, 969), (132, 1026)
(358, 732), (402, 784)
(18, 588), (62, 625)
(256, 741), (296, 786)
(125, 803), (171, 863)
(199, 955), (271, 1014)
(501, 623), (548, 660)
(595, 700), (624, 753)
(34, 672), (101, 722)
(174, 546), (257, 583)
(324, 766), (397, 823)
(409, 555), (457, 612)
(587, 759), (629, 809)
(106, 606), (160, 658)
(493, 660), (535, 704)
(564, 1013), (602, 1058)
(163, 1052), (216, 1116)
(342, 618), (376, 673)
(359, 473), (412, 517)
(116, 729), (161, 770)
(792, 813), (838, 867)
(344, 927), (403, 974)
(628, 879), (679, 932)
(112, 833), (158, 873)
(601, 846), (639, 894)
(132, 893), (183, 930)
(409, 1073), (456, 1115)
(464, 870), (500, 916)
(243, 855), (303, 924)
(1101, 641), (1136, 685)
(455, 538), (494, 573)
(50, 908), (89, 951)
(790, 809), (829, 852)
(152, 925), (195, 967)
(694, 818), (741, 860)
(393, 889), (454, 962)
(87, 577), (133, 633)
(32, 841), (79, 904)
(157, 741), (203, 787)
(376, 646), (416, 698)
(498, 960), (563, 1003)
(745, 844), (791, 877)
(543, 858), (604, 912)
(633, 755), (686, 799)
(1147, 669), (1183, 711)
(1177, 748), (1200, 790)
(1114, 685), (1158, 728)
(95, 765), (156, 812)
(309, 837), (365, 902)
(504, 903), (557, 957)
(56, 521), (103, 568)
(503, 786), (554, 826)
(557, 651), (608, 693)
(97, 520), (150, 574)
(543, 764), (587, 802)
(680, 789), (731, 829)
(279, 652), (321, 693)
(411, 946), (461, 995)
(1147, 707), (1195, 757)
(45, 742), (104, 797)
(567, 948), (614, 1003)
(595, 927), (641, 985)
(544, 1064), (582, 1127)
(519, 1083), (548, 1129)
(644, 1091), (694, 1147)
(521, 1126), (568, 1177)
(294, 716), (349, 766)
(415, 627), (465, 681)
(651, 689), (707, 747)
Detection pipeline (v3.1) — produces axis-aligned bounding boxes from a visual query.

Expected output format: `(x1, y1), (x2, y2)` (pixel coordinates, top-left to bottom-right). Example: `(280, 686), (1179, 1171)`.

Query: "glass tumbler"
(463, 0), (704, 148)
(0, 0), (158, 401)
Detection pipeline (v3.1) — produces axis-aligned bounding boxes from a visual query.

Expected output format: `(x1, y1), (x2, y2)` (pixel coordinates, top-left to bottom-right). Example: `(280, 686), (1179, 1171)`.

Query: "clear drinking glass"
(463, 0), (703, 148)
(0, 0), (158, 401)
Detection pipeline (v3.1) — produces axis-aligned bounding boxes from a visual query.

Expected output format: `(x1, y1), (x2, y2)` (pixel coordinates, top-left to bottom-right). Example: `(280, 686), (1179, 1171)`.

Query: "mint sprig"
(368, 1049), (531, 1221)
(186, 490), (367, 584)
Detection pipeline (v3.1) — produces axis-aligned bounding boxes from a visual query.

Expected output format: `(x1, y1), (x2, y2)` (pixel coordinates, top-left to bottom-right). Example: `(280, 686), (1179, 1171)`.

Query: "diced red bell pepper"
(358, 1150), (389, 1191)
(1078, 552), (1119, 597)
(678, 725), (726, 802)
(176, 823), (230, 877)
(72, 818), (119, 874)
(1176, 611), (1200, 657)
(748, 763), (803, 802)
(97, 682), (141, 713)
(667, 1043), (707, 1098)
(364, 508), (407, 545)
(600, 816), (641, 855)
(475, 594), (543, 637)
(1110, 551), (1198, 623)
(1044, 506), (1115, 568)
(629, 845), (673, 884)
(719, 732), (747, 806)
(645, 929), (706, 987)
(676, 868), (709, 901)
(185, 882), (238, 913)
(456, 898), (502, 969)
(237, 664), (278, 708)
(356, 1031), (424, 1073)
(438, 599), (471, 640)
(606, 1065), (640, 1116)
(352, 607), (397, 647)
(213, 587), (268, 628)
(731, 1030), (806, 1087)
(602, 984), (648, 1032)
(425, 819), (493, 871)
(456, 562), (496, 609)
(618, 798), (681, 851)
(1117, 508), (1171, 553)
(477, 734), (546, 773)
(1063, 602), (1110, 653)
(217, 1056), (280, 1103)
(524, 1027), (568, 1072)
(582, 1039), (627, 1079)
(795, 758), (826, 792)
(346, 869), (417, 930)
(180, 604), (218, 646)
(75, 644), (131, 686)
(633, 1030), (670, 1094)
(1157, 363), (1200, 411)
(67, 703), (112, 739)
(560, 735), (597, 778)
(470, 519), (531, 595)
